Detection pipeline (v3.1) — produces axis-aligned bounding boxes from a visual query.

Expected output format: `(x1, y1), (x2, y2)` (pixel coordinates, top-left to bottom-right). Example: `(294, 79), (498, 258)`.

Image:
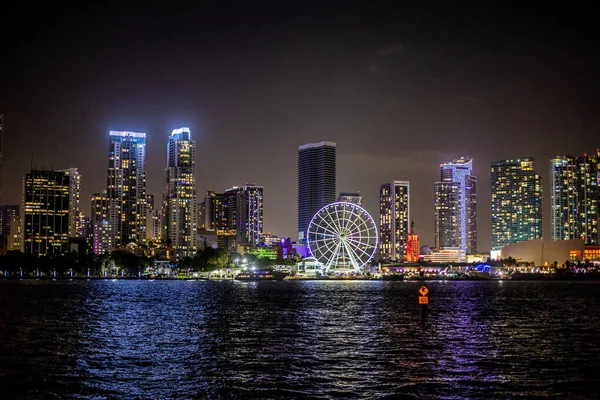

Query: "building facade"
(405, 220), (420, 262)
(0, 205), (19, 238)
(225, 184), (263, 246)
(91, 192), (108, 221)
(23, 170), (70, 256)
(7, 216), (23, 252)
(92, 219), (112, 255)
(491, 158), (542, 250)
(433, 157), (477, 256)
(0, 114), (3, 203)
(106, 131), (147, 248)
(163, 128), (197, 258)
(57, 168), (82, 238)
(338, 192), (363, 206)
(203, 190), (235, 251)
(379, 181), (410, 261)
(298, 141), (336, 241)
(550, 153), (599, 244)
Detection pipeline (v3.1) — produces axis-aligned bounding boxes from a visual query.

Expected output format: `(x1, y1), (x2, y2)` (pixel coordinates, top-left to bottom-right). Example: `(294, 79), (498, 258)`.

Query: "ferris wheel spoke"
(325, 206), (343, 233)
(345, 238), (373, 261)
(319, 211), (342, 236)
(327, 240), (343, 271)
(312, 218), (339, 237)
(346, 238), (376, 248)
(342, 241), (361, 271)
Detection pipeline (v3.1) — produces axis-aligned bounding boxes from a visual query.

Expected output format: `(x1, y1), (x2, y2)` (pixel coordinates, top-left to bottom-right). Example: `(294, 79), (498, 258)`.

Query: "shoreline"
(2, 274), (600, 282)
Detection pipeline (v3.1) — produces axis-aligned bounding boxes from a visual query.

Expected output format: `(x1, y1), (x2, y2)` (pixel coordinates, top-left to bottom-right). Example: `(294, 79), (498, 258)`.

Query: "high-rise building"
(298, 141), (336, 241)
(23, 170), (70, 256)
(163, 127), (197, 258)
(57, 168), (82, 238)
(197, 202), (205, 230)
(338, 192), (363, 206)
(225, 184), (263, 246)
(405, 220), (420, 262)
(433, 158), (477, 256)
(550, 153), (599, 244)
(78, 214), (89, 238)
(203, 190), (234, 251)
(0, 205), (19, 238)
(491, 157), (542, 250)
(379, 181), (410, 261)
(0, 114), (3, 203)
(92, 219), (112, 255)
(91, 192), (108, 221)
(7, 216), (23, 252)
(144, 194), (162, 243)
(106, 131), (147, 248)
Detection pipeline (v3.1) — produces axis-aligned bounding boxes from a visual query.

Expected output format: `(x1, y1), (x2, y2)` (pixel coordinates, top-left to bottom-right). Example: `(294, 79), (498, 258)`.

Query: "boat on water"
(235, 269), (287, 281)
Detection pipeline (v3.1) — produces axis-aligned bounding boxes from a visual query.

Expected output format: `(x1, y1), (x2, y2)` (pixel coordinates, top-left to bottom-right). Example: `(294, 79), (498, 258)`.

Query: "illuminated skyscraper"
(491, 157), (542, 250)
(550, 152), (599, 244)
(379, 181), (410, 261)
(0, 205), (19, 238)
(57, 168), (82, 238)
(7, 216), (23, 252)
(106, 131), (147, 248)
(91, 192), (108, 221)
(163, 127), (197, 258)
(23, 170), (70, 256)
(298, 141), (336, 241)
(225, 184), (263, 246)
(405, 220), (420, 262)
(203, 190), (234, 251)
(434, 157), (477, 255)
(0, 114), (3, 203)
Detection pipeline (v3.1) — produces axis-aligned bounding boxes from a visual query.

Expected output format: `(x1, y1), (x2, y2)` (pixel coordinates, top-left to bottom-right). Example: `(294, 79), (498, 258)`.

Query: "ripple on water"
(0, 280), (599, 398)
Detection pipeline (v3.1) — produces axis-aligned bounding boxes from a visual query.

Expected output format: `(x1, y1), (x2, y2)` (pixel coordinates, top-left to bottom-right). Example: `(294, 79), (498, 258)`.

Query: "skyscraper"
(550, 152), (599, 244)
(91, 192), (108, 221)
(379, 181), (410, 261)
(225, 184), (263, 246)
(163, 127), (197, 258)
(203, 190), (234, 251)
(0, 205), (19, 238)
(106, 131), (147, 248)
(405, 220), (420, 262)
(0, 114), (3, 203)
(23, 170), (70, 256)
(433, 158), (477, 256)
(491, 157), (542, 250)
(298, 141), (336, 241)
(57, 168), (82, 238)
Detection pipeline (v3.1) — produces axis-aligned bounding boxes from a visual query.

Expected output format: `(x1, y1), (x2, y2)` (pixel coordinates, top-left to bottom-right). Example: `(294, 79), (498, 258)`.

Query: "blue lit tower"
(298, 141), (337, 241)
(491, 157), (542, 250)
(163, 127), (197, 258)
(434, 157), (477, 255)
(106, 131), (147, 248)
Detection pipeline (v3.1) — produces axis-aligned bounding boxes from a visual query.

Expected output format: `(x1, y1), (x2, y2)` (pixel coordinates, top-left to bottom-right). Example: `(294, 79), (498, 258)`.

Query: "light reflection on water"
(0, 280), (599, 398)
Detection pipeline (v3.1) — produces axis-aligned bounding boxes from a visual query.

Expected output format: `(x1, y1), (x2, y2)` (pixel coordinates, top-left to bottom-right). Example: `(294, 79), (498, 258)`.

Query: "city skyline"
(1, 3), (599, 251)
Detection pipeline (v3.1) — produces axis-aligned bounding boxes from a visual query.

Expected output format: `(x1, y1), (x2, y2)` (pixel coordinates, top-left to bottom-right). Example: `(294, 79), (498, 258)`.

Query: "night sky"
(1, 2), (598, 251)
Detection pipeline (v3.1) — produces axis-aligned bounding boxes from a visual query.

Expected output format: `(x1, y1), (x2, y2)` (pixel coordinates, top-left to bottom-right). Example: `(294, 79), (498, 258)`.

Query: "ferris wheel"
(307, 202), (378, 273)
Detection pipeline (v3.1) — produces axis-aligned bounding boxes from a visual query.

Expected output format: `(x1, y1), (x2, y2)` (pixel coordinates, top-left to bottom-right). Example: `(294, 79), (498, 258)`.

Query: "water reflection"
(0, 280), (599, 398)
